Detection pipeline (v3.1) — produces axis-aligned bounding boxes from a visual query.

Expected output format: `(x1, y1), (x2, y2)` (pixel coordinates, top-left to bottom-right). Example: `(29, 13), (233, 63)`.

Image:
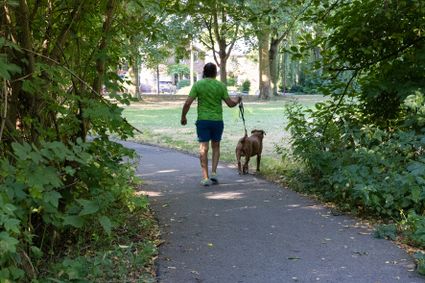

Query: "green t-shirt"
(188, 78), (229, 121)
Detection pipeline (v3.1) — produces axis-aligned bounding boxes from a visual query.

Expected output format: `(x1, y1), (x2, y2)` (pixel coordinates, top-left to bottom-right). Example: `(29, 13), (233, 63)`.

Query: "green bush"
(283, 92), (425, 220)
(0, 139), (147, 281)
(227, 77), (236, 87)
(289, 85), (303, 93)
(241, 80), (250, 93)
(177, 79), (190, 89)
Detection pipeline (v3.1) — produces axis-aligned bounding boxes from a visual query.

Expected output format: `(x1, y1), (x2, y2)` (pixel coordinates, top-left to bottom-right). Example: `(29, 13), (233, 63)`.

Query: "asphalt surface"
(122, 141), (424, 283)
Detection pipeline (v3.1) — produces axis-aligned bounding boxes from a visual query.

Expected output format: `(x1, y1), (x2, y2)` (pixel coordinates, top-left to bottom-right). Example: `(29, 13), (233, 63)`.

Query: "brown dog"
(235, 129), (265, 175)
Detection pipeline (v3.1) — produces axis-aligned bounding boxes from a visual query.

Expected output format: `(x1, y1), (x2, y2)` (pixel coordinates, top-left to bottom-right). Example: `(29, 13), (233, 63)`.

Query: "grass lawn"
(123, 94), (326, 164)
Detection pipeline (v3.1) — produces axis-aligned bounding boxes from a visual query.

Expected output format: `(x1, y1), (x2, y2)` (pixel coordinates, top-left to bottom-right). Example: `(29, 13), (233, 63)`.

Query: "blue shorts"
(196, 120), (224, 142)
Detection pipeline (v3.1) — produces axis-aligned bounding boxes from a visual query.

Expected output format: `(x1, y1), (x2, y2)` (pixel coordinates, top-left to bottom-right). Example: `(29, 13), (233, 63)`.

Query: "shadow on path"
(122, 141), (423, 283)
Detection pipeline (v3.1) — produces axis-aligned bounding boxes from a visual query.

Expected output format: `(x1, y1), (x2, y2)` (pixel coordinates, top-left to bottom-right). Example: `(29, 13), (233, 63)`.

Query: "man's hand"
(181, 97), (195, 125)
(224, 95), (242, 108)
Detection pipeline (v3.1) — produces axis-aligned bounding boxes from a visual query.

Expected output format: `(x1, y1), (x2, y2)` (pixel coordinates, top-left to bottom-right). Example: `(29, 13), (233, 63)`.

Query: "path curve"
(122, 141), (423, 283)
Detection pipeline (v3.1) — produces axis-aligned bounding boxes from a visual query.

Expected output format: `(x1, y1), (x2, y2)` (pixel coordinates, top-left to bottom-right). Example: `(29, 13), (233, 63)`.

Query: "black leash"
(238, 98), (248, 136)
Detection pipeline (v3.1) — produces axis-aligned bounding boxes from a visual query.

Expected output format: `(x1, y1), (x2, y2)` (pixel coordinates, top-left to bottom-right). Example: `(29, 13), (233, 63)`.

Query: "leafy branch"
(19, 47), (142, 134)
(328, 36), (425, 72)
(321, 69), (358, 137)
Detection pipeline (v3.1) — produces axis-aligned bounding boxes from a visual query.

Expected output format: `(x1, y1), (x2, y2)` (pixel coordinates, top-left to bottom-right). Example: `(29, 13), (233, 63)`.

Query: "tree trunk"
(269, 37), (279, 96)
(87, 0), (116, 139)
(281, 51), (287, 95)
(219, 48), (227, 84)
(133, 59), (141, 99)
(156, 64), (160, 95)
(214, 13), (228, 84)
(92, 0), (116, 95)
(257, 30), (271, 99)
(16, 0), (39, 142)
(190, 41), (194, 86)
(2, 3), (18, 139)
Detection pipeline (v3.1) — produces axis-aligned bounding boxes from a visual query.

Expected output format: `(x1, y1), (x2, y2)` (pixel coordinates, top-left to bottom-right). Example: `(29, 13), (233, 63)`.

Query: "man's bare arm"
(224, 96), (242, 108)
(181, 96), (195, 125)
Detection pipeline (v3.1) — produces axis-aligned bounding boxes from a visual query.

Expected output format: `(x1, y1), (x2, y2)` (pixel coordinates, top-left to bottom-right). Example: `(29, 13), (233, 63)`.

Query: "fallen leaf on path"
(352, 251), (368, 256)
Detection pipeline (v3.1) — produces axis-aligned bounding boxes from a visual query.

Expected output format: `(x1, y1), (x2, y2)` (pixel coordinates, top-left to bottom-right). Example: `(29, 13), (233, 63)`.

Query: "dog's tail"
(240, 130), (248, 143)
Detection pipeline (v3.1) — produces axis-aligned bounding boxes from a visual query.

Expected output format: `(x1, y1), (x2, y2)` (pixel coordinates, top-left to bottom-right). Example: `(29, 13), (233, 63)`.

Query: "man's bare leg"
(199, 142), (209, 180)
(211, 141), (220, 174)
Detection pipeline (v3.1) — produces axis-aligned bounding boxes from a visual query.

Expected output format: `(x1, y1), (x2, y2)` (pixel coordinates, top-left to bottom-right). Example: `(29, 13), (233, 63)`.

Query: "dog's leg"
(243, 156), (250, 174)
(256, 154), (261, 172)
(236, 150), (242, 175)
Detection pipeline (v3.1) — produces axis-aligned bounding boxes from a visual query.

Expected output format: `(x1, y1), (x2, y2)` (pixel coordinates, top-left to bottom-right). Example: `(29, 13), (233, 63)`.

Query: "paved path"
(122, 141), (423, 283)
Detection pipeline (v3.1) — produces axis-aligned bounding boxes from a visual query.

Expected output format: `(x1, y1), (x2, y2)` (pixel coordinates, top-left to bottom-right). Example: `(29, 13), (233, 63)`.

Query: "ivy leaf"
(0, 232), (19, 254)
(411, 186), (421, 203)
(11, 142), (31, 161)
(373, 224), (397, 240)
(8, 266), (25, 280)
(63, 215), (84, 228)
(64, 166), (76, 176)
(28, 166), (62, 189)
(415, 252), (425, 275)
(44, 191), (62, 208)
(4, 218), (20, 234)
(30, 246), (43, 259)
(0, 56), (21, 80)
(407, 161), (425, 177)
(99, 216), (112, 235)
(78, 199), (99, 216)
(2, 204), (17, 215)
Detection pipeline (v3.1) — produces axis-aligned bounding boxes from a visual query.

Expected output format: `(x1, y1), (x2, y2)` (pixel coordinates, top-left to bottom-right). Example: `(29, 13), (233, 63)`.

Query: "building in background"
(135, 42), (259, 95)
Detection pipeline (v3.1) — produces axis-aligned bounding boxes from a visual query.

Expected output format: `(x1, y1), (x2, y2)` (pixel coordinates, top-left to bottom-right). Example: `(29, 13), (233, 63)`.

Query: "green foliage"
(167, 64), (190, 77)
(315, 0), (425, 124)
(177, 79), (190, 89)
(0, 138), (148, 281)
(39, 207), (157, 282)
(0, 1), (167, 280)
(283, 91), (425, 248)
(414, 252), (425, 275)
(400, 212), (425, 248)
(46, 243), (155, 282)
(284, 95), (425, 217)
(280, 0), (425, 245)
(241, 80), (251, 93)
(227, 76), (237, 87)
(374, 224), (397, 241)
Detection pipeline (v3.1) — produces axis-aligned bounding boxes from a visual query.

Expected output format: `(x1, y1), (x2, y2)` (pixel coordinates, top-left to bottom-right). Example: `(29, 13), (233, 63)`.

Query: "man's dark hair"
(203, 63), (217, 78)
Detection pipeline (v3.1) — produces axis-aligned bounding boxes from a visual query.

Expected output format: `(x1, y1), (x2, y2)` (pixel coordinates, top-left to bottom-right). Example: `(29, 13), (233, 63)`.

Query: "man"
(181, 63), (241, 186)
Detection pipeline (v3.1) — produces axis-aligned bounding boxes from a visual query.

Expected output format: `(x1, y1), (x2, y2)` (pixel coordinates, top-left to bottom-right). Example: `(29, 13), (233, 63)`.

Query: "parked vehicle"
(159, 81), (175, 94)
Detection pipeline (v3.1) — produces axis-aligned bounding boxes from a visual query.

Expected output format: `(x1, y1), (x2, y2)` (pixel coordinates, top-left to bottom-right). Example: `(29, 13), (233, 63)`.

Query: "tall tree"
(0, 1), (176, 280)
(245, 0), (272, 99)
(269, 0), (312, 96)
(195, 0), (244, 84)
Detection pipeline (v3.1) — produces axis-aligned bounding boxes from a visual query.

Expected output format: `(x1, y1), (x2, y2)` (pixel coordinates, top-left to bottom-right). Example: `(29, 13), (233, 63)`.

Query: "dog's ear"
(251, 129), (256, 134)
